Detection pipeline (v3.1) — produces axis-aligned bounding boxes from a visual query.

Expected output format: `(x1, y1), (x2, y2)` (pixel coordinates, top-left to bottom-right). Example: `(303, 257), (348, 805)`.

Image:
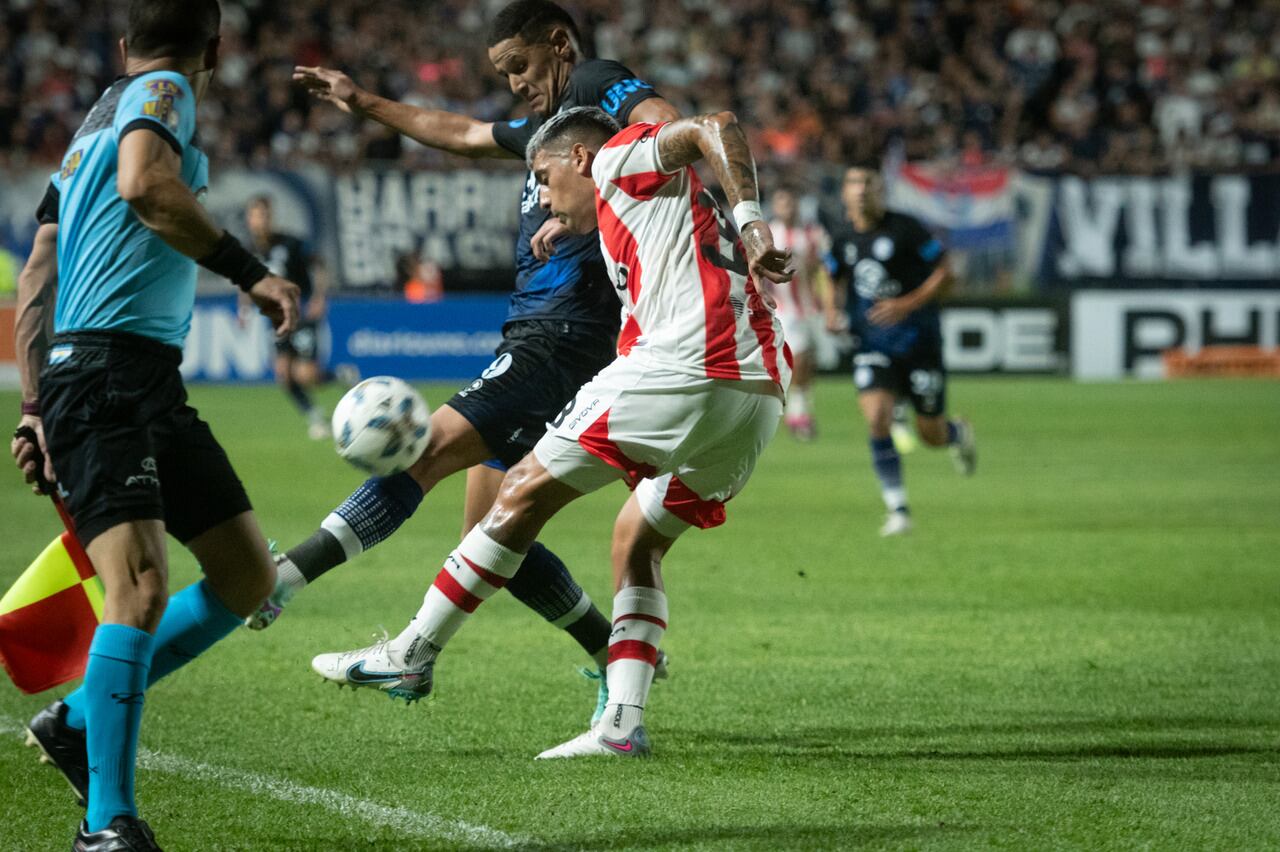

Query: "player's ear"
(571, 143), (592, 176)
(548, 27), (574, 61)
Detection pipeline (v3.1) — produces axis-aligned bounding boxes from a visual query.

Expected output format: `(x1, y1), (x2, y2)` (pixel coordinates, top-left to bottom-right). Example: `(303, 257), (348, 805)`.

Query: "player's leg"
(465, 464), (614, 673)
(310, 453), (589, 701)
(910, 364), (976, 475)
(276, 344), (319, 431)
(290, 325), (329, 440)
(246, 403), (492, 628)
(781, 312), (817, 440)
(857, 377), (911, 535)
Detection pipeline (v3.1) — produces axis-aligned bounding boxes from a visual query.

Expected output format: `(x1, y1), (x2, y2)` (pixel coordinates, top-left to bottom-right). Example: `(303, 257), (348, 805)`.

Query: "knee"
(916, 417), (948, 447)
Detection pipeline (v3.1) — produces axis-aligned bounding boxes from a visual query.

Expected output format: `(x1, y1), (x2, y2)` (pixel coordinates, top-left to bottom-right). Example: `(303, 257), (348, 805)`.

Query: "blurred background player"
(243, 194), (334, 440)
(253, 0), (680, 719)
(824, 163), (976, 537)
(767, 186), (830, 441)
(11, 1), (299, 848)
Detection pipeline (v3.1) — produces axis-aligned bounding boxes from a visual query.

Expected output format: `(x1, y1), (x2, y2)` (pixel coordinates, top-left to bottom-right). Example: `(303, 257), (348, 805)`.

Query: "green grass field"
(1, 377), (1278, 851)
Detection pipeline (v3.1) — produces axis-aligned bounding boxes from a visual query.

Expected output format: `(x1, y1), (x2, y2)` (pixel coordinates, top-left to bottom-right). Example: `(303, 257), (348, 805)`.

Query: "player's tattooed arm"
(293, 66), (513, 159)
(656, 113), (793, 284)
(14, 223), (57, 406)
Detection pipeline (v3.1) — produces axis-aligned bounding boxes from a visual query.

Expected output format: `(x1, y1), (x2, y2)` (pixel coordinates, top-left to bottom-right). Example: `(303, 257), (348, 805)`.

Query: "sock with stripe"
(63, 580), (241, 731)
(869, 435), (908, 513)
(389, 527), (525, 666)
(505, 542), (610, 667)
(284, 472), (424, 585)
(599, 586), (668, 737)
(83, 623), (154, 832)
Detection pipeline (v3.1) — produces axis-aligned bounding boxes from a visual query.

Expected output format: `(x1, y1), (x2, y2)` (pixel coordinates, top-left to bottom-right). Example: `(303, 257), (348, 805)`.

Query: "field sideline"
(1, 377), (1278, 850)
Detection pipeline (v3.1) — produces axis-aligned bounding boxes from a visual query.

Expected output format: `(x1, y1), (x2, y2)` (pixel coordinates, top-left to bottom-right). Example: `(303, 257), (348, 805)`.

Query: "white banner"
(1071, 290), (1280, 379)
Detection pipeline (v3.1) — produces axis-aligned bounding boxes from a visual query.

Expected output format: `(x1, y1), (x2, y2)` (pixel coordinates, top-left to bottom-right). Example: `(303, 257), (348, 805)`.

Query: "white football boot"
(880, 509), (913, 537)
(536, 724), (651, 759)
(311, 638), (436, 704)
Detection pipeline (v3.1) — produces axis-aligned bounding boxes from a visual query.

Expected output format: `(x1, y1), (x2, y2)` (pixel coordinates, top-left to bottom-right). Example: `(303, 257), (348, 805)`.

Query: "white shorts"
(533, 357), (783, 538)
(777, 308), (823, 355)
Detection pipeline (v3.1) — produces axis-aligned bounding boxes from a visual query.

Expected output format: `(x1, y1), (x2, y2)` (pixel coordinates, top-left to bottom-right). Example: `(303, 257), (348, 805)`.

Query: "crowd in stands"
(3, 0), (1279, 179)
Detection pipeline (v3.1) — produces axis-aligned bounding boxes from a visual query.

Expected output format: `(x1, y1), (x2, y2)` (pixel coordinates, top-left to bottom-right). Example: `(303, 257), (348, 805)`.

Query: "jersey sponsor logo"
(344, 661), (406, 685)
(600, 78), (653, 115)
(520, 170), (540, 214)
(507, 117), (529, 129)
(144, 80), (182, 97)
(844, 244), (858, 266)
(600, 735), (636, 753)
(853, 258), (902, 300)
(142, 95), (180, 131)
(872, 236), (895, 261)
(60, 150), (83, 181)
(125, 457), (160, 489)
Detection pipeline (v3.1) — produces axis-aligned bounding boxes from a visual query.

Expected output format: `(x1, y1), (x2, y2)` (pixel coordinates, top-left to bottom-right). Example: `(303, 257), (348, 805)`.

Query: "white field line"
(2, 718), (528, 849)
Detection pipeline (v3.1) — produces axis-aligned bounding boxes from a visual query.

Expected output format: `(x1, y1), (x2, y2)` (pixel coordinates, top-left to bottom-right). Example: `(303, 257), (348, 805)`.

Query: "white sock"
(390, 527), (523, 665)
(787, 386), (810, 419)
(882, 486), (908, 513)
(601, 586), (667, 735)
(321, 512), (363, 561)
(276, 555), (308, 594)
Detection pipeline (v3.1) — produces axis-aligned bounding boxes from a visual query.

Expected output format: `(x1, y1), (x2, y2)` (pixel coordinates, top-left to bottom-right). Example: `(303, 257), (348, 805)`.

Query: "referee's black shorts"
(39, 331), (252, 546)
(446, 319), (616, 469)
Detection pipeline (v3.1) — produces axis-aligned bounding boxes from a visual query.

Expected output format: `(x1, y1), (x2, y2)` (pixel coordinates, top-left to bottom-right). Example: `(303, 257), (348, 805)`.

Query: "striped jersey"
(766, 219), (830, 317)
(591, 123), (791, 393)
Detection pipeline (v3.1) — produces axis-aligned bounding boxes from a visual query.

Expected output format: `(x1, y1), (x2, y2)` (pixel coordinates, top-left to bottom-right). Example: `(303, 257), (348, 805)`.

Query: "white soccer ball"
(331, 377), (431, 477)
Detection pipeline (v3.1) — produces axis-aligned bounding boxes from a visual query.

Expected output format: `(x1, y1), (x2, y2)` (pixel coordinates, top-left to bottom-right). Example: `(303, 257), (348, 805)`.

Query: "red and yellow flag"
(0, 529), (102, 694)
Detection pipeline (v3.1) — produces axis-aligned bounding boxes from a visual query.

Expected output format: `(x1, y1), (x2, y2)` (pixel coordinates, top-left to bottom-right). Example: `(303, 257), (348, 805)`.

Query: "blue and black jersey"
(50, 70), (208, 348)
(490, 59), (660, 334)
(826, 211), (946, 358)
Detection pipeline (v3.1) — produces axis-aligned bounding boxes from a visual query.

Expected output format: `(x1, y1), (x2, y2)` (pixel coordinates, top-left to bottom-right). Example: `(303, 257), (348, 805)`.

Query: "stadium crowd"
(3, 0), (1279, 178)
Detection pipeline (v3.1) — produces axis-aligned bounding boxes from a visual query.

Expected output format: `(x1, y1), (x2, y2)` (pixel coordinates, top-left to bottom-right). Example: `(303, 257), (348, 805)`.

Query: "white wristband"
(732, 201), (764, 231)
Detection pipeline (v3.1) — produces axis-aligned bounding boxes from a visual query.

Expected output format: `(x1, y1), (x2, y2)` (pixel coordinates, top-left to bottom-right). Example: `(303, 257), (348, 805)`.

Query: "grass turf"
(1, 377), (1278, 850)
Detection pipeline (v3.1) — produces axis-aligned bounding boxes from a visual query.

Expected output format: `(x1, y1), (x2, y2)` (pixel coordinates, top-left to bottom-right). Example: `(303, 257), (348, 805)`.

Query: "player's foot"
(536, 724), (651, 759)
(880, 509), (913, 537)
(586, 650), (668, 725)
(308, 411), (329, 441)
(950, 418), (977, 475)
(26, 700), (88, 806)
(73, 816), (163, 851)
(785, 414), (816, 442)
(311, 639), (435, 703)
(244, 554), (299, 630)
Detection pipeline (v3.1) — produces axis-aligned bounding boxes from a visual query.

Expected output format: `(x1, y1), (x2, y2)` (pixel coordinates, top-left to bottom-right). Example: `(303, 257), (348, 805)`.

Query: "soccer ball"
(331, 377), (431, 476)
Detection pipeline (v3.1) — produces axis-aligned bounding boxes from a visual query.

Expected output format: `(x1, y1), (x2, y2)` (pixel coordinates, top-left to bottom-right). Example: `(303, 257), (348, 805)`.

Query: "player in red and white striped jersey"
(767, 187), (831, 441)
(311, 106), (792, 759)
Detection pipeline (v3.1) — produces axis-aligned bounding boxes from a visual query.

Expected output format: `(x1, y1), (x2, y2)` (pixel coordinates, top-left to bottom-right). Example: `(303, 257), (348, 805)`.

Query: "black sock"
(286, 529), (349, 583)
(285, 380), (315, 415)
(506, 542), (609, 658)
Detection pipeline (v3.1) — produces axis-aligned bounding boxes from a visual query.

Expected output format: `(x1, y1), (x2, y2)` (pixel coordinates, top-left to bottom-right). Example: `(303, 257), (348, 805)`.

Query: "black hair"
(845, 158), (881, 176)
(487, 0), (581, 48)
(525, 106), (621, 166)
(247, 194), (272, 210)
(127, 0), (221, 59)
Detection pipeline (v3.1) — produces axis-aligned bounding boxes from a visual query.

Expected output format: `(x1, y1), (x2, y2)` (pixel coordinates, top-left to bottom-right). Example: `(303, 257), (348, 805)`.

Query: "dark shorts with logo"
(447, 319), (616, 469)
(852, 345), (947, 417)
(39, 331), (252, 547)
(275, 318), (320, 360)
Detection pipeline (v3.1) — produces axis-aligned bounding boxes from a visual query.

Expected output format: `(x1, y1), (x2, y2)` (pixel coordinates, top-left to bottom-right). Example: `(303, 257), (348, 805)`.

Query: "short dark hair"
(127, 0), (221, 60)
(845, 158), (881, 176)
(525, 106), (621, 166)
(488, 0), (581, 48)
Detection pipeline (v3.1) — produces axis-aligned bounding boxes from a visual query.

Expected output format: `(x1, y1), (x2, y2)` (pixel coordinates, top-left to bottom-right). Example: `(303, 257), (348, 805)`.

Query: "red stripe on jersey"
(783, 341), (794, 370)
(743, 277), (782, 384)
(612, 170), (675, 200)
(602, 122), (668, 150)
(460, 554), (508, 589)
(618, 313), (643, 356)
(596, 188), (642, 304)
(662, 474), (727, 530)
(689, 174), (742, 380)
(608, 639), (660, 666)
(432, 568), (482, 613)
(614, 612), (669, 630)
(577, 408), (657, 489)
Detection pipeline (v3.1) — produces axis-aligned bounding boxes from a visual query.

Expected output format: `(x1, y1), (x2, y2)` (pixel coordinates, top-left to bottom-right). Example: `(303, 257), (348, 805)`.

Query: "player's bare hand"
(249, 276), (301, 338)
(12, 415), (55, 495)
(531, 216), (569, 262)
(740, 221), (794, 286)
(868, 297), (913, 327)
(293, 67), (366, 116)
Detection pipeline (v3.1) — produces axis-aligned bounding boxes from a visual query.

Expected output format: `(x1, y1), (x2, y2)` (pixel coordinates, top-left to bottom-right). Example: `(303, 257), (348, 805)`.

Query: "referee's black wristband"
(198, 231), (270, 293)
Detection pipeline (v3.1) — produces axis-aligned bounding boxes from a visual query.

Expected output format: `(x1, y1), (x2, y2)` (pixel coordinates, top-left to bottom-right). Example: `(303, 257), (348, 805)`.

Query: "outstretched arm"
(655, 112), (792, 284)
(294, 66), (512, 159)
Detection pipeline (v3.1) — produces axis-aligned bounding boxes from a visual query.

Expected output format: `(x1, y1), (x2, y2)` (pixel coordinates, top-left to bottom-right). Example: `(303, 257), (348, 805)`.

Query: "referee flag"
(0, 530), (103, 694)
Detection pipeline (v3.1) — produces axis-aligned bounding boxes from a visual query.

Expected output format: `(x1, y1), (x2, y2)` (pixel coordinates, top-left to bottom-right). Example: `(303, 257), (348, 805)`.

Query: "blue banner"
(180, 295), (509, 383)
